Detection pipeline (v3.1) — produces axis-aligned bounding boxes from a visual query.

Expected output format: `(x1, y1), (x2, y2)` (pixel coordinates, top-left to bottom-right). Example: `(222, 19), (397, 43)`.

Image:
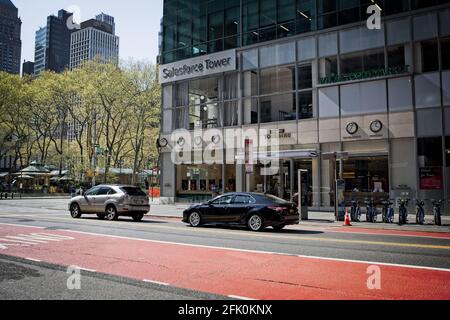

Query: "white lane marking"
(79, 268), (96, 273)
(58, 229), (450, 273)
(228, 295), (256, 300)
(143, 279), (169, 286)
(0, 238), (36, 245)
(25, 258), (42, 262)
(0, 223), (45, 229)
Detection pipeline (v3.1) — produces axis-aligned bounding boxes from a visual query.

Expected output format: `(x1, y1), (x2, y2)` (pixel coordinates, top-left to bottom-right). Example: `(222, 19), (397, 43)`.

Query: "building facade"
(0, 0), (21, 74)
(69, 15), (119, 69)
(22, 60), (34, 76)
(33, 10), (74, 75)
(159, 0), (450, 214)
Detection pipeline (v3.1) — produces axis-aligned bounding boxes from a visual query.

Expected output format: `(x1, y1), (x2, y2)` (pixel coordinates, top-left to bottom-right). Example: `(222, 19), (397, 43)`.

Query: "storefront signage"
(319, 65), (409, 85)
(159, 49), (237, 84)
(266, 129), (292, 140)
(420, 167), (443, 190)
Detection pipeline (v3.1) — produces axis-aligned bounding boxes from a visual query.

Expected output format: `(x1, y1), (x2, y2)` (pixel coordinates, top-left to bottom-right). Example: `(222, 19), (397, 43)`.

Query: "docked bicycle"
(432, 200), (442, 226)
(398, 198), (409, 225)
(365, 199), (378, 223)
(350, 200), (362, 222)
(415, 199), (426, 225)
(381, 199), (395, 224)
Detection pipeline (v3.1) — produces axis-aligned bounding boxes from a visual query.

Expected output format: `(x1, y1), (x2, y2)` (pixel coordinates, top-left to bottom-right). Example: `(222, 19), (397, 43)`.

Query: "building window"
(243, 98), (258, 124)
(319, 56), (338, 78)
(260, 65), (296, 95)
(298, 91), (313, 120)
(418, 137), (443, 167)
(298, 64), (313, 90)
(224, 101), (239, 127)
(243, 70), (258, 97)
(388, 45), (406, 68)
(340, 48), (385, 74)
(420, 40), (439, 73)
(260, 93), (296, 123)
(442, 38), (450, 70)
(189, 103), (221, 130)
(188, 77), (219, 106)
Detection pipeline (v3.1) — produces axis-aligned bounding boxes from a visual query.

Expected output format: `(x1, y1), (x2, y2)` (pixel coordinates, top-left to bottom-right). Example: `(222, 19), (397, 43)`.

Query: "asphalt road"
(0, 199), (449, 300)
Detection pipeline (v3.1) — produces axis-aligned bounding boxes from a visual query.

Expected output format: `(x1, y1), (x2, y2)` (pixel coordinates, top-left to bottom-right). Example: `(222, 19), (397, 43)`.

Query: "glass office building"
(159, 0), (450, 214)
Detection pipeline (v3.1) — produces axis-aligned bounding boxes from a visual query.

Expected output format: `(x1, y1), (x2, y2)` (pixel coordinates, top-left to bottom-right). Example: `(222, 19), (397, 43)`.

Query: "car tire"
(132, 213), (144, 222)
(247, 214), (264, 232)
(70, 203), (82, 219)
(105, 205), (119, 221)
(97, 214), (106, 220)
(188, 212), (202, 227)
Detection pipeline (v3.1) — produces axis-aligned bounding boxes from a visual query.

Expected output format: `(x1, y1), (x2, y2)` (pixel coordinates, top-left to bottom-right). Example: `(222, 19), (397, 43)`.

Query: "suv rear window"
(120, 187), (147, 196)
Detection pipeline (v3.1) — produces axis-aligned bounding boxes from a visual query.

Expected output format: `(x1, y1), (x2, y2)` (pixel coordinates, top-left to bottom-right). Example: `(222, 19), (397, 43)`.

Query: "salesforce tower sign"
(159, 49), (237, 84)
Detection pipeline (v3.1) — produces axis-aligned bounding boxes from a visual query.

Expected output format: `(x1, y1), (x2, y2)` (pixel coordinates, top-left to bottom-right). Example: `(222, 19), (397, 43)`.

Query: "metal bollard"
(0, 192), (3, 200)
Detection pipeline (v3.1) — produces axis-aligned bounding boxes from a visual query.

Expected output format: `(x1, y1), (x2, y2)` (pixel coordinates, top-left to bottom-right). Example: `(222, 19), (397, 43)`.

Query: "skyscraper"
(69, 13), (119, 69)
(0, 0), (21, 74)
(33, 9), (74, 75)
(22, 60), (34, 76)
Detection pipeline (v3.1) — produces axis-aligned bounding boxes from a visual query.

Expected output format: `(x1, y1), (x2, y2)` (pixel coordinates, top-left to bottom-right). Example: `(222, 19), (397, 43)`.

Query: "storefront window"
(260, 93), (296, 123)
(341, 157), (390, 201)
(174, 107), (188, 129)
(177, 164), (223, 201)
(418, 137), (443, 190)
(319, 56), (338, 78)
(418, 137), (443, 167)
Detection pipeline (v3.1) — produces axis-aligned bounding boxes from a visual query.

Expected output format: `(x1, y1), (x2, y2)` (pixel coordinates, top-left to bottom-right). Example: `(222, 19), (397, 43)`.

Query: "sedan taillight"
(268, 206), (286, 213)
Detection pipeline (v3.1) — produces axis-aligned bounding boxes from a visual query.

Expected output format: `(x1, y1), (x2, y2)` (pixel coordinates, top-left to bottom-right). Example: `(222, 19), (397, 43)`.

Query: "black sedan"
(182, 193), (300, 232)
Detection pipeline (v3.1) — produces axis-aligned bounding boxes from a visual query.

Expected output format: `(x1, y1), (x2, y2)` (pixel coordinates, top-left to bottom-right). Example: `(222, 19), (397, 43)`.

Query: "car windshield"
(120, 187), (147, 196)
(262, 194), (290, 204)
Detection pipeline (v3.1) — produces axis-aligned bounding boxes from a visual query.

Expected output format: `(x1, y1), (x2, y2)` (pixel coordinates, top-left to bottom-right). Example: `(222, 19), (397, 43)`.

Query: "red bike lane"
(0, 223), (449, 300)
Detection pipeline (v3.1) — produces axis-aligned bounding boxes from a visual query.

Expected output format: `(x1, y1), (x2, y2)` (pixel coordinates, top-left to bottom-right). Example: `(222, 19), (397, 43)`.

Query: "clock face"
(158, 138), (168, 148)
(177, 137), (185, 147)
(370, 120), (383, 133)
(212, 135), (221, 144)
(194, 136), (203, 146)
(346, 122), (359, 135)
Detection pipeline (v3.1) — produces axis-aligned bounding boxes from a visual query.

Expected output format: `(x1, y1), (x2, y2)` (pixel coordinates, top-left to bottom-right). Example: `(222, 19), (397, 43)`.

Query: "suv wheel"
(70, 203), (82, 219)
(248, 214), (264, 232)
(105, 205), (119, 221)
(132, 213), (144, 222)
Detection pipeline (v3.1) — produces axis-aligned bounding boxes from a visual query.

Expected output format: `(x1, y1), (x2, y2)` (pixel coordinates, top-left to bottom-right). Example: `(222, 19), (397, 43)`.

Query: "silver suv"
(69, 185), (150, 221)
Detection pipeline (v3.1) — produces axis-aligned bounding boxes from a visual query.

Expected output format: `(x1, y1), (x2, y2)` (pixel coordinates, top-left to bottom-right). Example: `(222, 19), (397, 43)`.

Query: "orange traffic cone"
(344, 209), (352, 227)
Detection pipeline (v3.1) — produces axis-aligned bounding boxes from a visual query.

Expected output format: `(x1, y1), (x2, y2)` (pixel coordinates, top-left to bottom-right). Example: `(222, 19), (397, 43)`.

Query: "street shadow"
(197, 224), (324, 235)
(79, 217), (169, 224)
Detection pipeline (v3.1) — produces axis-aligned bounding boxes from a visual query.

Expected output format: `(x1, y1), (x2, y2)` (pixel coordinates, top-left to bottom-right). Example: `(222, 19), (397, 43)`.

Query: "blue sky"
(14, 0), (163, 64)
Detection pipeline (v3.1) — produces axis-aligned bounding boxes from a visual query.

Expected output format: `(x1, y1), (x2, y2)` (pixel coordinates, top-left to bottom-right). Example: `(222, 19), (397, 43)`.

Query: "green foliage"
(0, 60), (161, 184)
